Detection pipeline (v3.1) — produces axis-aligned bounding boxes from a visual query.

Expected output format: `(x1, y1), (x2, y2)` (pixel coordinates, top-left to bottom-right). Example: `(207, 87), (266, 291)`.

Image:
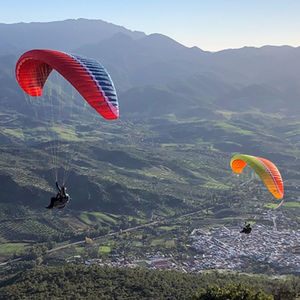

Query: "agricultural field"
(79, 212), (119, 226)
(0, 243), (29, 261)
(98, 246), (111, 254)
(1, 81), (300, 275)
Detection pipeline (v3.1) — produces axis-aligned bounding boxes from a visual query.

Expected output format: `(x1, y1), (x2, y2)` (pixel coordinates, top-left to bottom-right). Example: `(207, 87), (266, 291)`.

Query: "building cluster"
(189, 224), (300, 273)
(71, 211), (300, 274)
(82, 253), (182, 271)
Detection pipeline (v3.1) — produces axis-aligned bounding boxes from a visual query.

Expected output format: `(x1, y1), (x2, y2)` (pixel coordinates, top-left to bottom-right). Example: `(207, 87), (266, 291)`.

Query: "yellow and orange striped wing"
(230, 154), (284, 199)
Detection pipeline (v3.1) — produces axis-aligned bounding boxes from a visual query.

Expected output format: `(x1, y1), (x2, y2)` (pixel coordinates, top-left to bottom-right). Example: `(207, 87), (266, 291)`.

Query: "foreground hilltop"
(1, 264), (298, 299)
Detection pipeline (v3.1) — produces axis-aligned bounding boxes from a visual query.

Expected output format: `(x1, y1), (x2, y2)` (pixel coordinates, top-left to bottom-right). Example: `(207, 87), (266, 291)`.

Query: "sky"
(1, 0), (300, 51)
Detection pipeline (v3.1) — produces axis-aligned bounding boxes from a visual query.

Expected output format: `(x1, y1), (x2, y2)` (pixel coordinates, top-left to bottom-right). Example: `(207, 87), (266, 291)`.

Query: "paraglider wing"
(230, 154), (284, 199)
(15, 49), (119, 119)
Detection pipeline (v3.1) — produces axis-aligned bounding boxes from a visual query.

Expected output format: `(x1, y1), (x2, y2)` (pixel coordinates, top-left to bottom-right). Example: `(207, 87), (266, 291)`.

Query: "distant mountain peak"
(142, 33), (186, 49)
(0, 18), (146, 52)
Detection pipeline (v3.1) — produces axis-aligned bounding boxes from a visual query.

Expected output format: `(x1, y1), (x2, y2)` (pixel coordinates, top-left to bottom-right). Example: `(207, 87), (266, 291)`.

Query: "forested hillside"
(1, 265), (299, 299)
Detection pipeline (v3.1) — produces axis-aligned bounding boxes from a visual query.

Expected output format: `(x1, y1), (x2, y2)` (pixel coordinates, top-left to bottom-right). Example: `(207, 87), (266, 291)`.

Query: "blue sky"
(1, 0), (300, 51)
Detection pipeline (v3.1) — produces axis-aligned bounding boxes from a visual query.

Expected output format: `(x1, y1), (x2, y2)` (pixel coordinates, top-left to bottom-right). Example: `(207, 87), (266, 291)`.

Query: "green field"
(158, 225), (178, 231)
(75, 247), (85, 254)
(150, 239), (165, 247)
(0, 243), (29, 257)
(131, 241), (143, 247)
(263, 201), (300, 209)
(98, 246), (111, 253)
(0, 218), (70, 242)
(264, 203), (279, 209)
(79, 212), (118, 225)
(283, 202), (300, 208)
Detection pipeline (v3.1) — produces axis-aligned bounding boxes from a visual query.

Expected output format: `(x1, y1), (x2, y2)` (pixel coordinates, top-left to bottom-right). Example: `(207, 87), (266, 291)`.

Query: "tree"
(192, 283), (273, 300)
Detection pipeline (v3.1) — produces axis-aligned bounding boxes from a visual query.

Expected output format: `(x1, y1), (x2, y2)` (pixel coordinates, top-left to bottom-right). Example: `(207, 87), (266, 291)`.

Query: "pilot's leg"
(46, 197), (56, 209)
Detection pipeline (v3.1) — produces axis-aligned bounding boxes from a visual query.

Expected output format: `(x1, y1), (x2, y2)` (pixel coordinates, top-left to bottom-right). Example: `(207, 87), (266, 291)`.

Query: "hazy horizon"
(1, 17), (299, 53)
(1, 0), (299, 51)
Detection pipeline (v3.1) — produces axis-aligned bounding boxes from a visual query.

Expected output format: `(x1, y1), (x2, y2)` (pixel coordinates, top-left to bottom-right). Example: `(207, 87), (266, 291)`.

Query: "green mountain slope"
(0, 20), (299, 269)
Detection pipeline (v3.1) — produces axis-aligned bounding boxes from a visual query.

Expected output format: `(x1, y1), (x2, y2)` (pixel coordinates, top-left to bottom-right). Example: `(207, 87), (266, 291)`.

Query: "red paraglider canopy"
(15, 49), (119, 119)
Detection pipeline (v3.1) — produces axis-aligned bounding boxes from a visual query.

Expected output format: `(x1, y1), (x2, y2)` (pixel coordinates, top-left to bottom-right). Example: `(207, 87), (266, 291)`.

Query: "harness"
(54, 194), (70, 209)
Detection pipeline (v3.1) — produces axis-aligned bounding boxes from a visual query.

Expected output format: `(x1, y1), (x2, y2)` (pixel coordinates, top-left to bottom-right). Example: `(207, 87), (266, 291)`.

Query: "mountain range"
(0, 18), (299, 215)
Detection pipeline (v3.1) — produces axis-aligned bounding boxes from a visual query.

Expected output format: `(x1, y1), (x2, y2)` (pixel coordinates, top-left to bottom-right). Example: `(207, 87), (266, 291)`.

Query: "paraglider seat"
(240, 224), (252, 234)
